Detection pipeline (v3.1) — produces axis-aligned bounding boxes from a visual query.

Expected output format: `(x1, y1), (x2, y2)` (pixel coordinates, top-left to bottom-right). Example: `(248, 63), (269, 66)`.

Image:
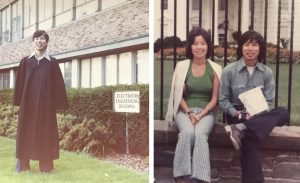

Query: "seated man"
(218, 30), (290, 183)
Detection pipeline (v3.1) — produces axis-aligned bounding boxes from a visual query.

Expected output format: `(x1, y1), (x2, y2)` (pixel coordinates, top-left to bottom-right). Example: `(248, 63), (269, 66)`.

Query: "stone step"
(154, 166), (300, 183)
(155, 120), (300, 182)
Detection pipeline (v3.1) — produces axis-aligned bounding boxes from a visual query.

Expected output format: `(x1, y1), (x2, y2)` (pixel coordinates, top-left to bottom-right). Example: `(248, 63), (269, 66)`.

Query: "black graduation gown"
(13, 56), (68, 161)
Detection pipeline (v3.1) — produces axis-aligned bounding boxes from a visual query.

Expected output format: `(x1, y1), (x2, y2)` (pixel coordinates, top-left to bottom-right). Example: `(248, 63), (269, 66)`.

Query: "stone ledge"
(154, 120), (300, 151)
(154, 120), (300, 182)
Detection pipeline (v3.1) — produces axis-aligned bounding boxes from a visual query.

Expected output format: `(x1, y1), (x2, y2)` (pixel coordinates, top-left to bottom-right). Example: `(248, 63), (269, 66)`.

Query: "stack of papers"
(238, 87), (269, 115)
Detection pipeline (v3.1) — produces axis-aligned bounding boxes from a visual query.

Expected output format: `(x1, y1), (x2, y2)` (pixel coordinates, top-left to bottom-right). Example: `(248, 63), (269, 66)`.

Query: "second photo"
(154, 0), (300, 183)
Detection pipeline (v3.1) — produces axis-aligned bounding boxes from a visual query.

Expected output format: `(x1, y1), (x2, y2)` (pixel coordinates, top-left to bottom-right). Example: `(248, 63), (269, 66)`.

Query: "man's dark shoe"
(39, 160), (53, 173)
(225, 124), (244, 150)
(174, 176), (188, 183)
(16, 159), (30, 173)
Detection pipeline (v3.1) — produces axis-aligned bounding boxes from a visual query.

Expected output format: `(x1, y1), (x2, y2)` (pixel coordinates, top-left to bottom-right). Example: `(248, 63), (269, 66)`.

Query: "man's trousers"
(226, 106), (290, 183)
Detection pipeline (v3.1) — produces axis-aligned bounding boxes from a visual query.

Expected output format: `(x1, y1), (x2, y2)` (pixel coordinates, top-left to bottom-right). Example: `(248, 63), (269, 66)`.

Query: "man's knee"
(273, 106), (290, 125)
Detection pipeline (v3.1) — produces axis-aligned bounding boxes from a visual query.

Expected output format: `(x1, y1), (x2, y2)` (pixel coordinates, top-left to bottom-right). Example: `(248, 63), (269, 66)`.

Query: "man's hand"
(236, 111), (252, 120)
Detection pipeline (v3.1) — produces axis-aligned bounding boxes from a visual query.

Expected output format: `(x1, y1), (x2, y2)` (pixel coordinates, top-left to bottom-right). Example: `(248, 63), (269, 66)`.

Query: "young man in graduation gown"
(13, 30), (69, 173)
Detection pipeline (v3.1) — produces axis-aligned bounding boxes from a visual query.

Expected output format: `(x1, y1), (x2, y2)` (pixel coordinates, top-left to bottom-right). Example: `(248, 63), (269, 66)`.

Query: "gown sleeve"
(51, 58), (69, 110)
(13, 57), (27, 106)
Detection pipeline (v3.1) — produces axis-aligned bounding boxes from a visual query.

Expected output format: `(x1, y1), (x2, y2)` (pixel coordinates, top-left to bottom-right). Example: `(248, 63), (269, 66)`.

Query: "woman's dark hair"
(186, 27), (212, 59)
(237, 30), (266, 63)
(32, 30), (49, 42)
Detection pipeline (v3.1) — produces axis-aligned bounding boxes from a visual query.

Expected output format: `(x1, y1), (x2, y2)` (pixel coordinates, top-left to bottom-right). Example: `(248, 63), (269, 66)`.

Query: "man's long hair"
(237, 30), (266, 63)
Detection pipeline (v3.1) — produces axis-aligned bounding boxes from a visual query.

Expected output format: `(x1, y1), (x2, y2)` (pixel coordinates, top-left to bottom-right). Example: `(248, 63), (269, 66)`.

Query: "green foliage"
(0, 84), (149, 157)
(0, 104), (18, 138)
(0, 89), (13, 104)
(65, 85), (149, 155)
(59, 116), (115, 156)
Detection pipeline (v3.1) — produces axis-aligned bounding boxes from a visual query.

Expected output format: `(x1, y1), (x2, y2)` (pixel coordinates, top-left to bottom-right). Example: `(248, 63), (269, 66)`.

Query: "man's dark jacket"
(13, 56), (68, 160)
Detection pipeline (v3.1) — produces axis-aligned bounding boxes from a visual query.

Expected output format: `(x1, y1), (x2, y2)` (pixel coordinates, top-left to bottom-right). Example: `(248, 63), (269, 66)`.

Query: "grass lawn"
(0, 137), (148, 183)
(154, 59), (300, 125)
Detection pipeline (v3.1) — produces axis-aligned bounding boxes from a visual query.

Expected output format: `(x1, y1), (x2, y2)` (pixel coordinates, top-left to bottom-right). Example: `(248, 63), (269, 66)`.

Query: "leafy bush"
(0, 89), (13, 105)
(0, 104), (18, 138)
(58, 115), (115, 156)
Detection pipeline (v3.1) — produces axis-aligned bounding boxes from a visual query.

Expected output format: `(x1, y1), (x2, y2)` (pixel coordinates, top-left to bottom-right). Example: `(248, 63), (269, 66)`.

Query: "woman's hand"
(194, 111), (207, 125)
(188, 112), (198, 124)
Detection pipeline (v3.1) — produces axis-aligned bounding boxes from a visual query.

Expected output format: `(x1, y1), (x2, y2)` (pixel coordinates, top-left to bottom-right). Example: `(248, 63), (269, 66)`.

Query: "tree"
(164, 36), (183, 48)
(154, 38), (161, 53)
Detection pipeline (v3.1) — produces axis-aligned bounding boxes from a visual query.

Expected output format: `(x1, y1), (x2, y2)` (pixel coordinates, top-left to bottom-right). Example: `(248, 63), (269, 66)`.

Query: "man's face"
(33, 35), (48, 52)
(242, 40), (260, 66)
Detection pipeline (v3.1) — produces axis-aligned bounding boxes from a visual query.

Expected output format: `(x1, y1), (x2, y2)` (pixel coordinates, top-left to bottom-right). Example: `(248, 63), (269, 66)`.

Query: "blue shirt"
(219, 58), (275, 117)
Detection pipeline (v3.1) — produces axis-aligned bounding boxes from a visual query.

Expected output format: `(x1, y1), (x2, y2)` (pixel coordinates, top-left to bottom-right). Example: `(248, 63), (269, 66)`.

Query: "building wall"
(0, 0), (149, 89)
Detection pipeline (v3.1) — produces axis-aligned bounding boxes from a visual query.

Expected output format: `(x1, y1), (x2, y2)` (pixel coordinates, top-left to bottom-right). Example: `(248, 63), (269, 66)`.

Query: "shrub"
(0, 104), (18, 138)
(154, 38), (161, 53)
(66, 85), (149, 156)
(0, 89), (13, 105)
(59, 116), (115, 156)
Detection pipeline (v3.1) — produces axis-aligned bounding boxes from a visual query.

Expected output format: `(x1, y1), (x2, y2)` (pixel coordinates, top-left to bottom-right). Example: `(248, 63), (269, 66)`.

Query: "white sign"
(113, 91), (140, 113)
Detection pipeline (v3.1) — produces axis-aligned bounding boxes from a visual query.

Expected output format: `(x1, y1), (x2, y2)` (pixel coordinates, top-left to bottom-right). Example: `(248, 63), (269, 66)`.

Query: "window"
(63, 62), (72, 88)
(80, 59), (91, 88)
(119, 52), (133, 84)
(0, 70), (10, 89)
(56, 0), (73, 14)
(281, 0), (289, 11)
(105, 55), (118, 86)
(76, 0), (98, 19)
(137, 50), (149, 84)
(0, 74), (2, 88)
(39, 0), (52, 21)
(55, 0), (72, 26)
(1, 7), (11, 44)
(192, 0), (199, 11)
(24, 0), (36, 27)
(12, 1), (22, 41)
(24, 0), (36, 36)
(162, 0), (168, 10)
(38, 0), (53, 30)
(101, 0), (126, 9)
(219, 0), (225, 11)
(91, 57), (102, 88)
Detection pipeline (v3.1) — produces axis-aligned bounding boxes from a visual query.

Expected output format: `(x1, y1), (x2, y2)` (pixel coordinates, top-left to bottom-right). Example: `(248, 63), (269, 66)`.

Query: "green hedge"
(0, 85), (149, 157)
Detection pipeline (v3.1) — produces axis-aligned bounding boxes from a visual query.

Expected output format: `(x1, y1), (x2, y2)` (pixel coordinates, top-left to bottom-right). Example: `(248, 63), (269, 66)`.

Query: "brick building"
(0, 0), (149, 89)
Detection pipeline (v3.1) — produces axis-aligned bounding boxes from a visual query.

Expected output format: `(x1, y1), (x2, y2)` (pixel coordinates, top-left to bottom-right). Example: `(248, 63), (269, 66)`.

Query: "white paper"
(238, 87), (269, 115)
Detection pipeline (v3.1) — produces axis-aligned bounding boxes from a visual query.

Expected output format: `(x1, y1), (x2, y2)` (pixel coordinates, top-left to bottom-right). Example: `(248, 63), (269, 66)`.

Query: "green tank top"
(184, 62), (214, 108)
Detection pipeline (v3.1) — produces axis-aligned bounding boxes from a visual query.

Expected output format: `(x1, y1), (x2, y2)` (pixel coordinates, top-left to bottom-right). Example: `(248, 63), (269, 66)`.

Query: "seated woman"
(165, 27), (222, 183)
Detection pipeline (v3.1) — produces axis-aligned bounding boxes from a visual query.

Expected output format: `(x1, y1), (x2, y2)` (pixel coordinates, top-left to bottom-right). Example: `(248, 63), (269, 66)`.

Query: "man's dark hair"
(186, 27), (212, 60)
(237, 30), (266, 63)
(32, 30), (49, 42)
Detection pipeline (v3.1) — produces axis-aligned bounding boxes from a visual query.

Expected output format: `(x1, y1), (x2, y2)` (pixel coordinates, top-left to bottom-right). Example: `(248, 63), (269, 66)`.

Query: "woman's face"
(242, 40), (260, 66)
(191, 35), (208, 60)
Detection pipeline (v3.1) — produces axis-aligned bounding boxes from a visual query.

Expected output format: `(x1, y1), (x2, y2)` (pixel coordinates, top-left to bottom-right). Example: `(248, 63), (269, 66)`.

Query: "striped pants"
(173, 108), (215, 182)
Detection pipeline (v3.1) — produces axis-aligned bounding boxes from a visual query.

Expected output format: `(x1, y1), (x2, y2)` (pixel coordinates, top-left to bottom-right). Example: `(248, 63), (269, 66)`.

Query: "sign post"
(113, 91), (140, 154)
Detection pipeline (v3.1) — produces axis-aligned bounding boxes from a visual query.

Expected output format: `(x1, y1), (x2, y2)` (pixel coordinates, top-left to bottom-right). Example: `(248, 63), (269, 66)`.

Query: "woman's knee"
(179, 129), (195, 140)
